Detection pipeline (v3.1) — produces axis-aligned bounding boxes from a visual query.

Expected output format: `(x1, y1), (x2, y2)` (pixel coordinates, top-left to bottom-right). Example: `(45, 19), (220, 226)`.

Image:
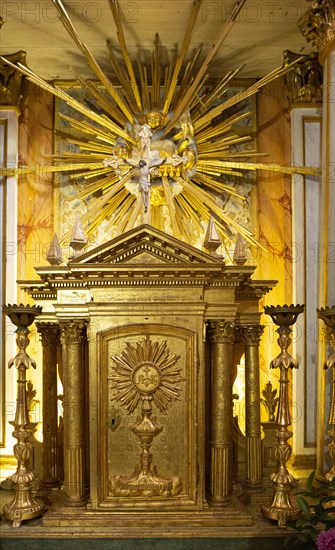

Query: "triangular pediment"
(71, 225), (222, 265)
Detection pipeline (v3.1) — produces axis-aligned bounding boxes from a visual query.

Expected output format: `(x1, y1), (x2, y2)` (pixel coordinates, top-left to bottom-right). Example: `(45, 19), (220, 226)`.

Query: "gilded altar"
(21, 225), (275, 528)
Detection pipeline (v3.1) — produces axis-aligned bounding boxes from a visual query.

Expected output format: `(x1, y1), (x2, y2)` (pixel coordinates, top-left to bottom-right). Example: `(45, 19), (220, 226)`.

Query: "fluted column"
(299, 0), (335, 481)
(36, 322), (61, 487)
(239, 325), (264, 488)
(60, 320), (87, 506)
(207, 320), (235, 506)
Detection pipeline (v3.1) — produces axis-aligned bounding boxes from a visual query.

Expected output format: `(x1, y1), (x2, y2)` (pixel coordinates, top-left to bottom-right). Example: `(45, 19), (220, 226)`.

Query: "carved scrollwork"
(238, 325), (264, 346)
(108, 335), (183, 497)
(36, 322), (60, 347)
(207, 320), (235, 344)
(299, 0), (335, 59)
(60, 320), (87, 344)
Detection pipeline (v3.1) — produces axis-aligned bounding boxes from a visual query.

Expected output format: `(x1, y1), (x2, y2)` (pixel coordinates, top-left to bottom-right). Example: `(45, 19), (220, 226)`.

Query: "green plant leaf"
(306, 470), (315, 492)
(314, 503), (325, 515)
(316, 515), (335, 521)
(297, 496), (311, 517)
(295, 518), (312, 529)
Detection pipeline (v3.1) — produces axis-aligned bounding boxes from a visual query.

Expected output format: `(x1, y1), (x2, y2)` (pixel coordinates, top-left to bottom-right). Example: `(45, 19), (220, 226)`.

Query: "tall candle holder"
(2, 304), (45, 528)
(317, 306), (335, 481)
(261, 304), (304, 528)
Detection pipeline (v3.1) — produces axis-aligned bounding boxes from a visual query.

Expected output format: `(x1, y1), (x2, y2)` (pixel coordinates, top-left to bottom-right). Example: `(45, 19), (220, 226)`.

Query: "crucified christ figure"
(125, 157), (166, 213)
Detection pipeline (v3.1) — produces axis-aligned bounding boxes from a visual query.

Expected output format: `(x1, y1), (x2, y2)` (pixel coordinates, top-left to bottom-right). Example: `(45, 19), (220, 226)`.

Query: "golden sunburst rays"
(110, 336), (183, 415)
(0, 0), (320, 250)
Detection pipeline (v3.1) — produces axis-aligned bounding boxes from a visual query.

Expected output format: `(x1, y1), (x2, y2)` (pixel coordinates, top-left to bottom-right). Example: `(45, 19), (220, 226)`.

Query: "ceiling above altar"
(0, 0), (313, 80)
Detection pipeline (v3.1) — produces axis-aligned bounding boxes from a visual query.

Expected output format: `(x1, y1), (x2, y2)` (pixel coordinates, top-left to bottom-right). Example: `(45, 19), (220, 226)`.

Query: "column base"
(41, 478), (62, 489)
(243, 479), (265, 493)
(62, 495), (88, 507)
(207, 495), (232, 508)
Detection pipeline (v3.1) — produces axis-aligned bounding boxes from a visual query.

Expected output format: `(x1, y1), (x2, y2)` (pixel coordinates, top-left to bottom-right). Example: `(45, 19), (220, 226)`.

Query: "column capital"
(60, 320), (87, 344)
(207, 320), (235, 344)
(237, 325), (264, 346)
(36, 322), (60, 347)
(299, 0), (335, 62)
(283, 50), (323, 104)
(0, 51), (27, 110)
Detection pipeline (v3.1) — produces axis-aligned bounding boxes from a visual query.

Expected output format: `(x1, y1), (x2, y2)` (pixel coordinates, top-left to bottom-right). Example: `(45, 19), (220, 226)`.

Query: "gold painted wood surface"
(19, 225), (276, 526)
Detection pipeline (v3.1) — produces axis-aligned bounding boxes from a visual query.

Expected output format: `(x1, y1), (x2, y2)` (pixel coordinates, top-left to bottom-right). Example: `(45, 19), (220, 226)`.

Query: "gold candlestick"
(261, 304), (304, 528)
(317, 306), (335, 481)
(2, 304), (45, 528)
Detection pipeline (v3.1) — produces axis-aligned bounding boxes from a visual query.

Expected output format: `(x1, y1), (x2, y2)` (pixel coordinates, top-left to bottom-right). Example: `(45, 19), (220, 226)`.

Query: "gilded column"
(207, 321), (235, 506)
(239, 325), (264, 488)
(60, 320), (87, 506)
(36, 322), (61, 487)
(299, 0), (335, 481)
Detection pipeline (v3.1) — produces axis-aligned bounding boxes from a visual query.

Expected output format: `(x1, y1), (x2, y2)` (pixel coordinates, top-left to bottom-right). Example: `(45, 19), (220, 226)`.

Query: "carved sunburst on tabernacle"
(110, 336), (182, 414)
(1, 0), (318, 249)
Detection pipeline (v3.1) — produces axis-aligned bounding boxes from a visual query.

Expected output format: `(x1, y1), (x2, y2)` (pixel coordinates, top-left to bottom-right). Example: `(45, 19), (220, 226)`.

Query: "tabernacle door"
(97, 323), (199, 510)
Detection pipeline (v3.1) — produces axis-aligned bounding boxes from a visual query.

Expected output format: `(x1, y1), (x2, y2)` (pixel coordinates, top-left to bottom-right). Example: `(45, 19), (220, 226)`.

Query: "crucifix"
(103, 122), (187, 225)
(124, 157), (166, 224)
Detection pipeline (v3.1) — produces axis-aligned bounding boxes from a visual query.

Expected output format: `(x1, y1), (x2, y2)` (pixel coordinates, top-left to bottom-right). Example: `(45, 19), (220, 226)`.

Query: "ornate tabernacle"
(20, 225), (276, 529)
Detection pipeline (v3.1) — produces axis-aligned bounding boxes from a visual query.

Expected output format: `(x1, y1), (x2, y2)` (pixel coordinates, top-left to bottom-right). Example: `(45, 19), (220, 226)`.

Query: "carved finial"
(233, 234), (247, 265)
(69, 217), (87, 259)
(46, 233), (63, 265)
(204, 215), (222, 257)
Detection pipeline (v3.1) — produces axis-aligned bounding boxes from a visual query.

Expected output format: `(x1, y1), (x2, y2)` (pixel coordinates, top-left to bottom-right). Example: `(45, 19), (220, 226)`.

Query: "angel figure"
(138, 124), (153, 159)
